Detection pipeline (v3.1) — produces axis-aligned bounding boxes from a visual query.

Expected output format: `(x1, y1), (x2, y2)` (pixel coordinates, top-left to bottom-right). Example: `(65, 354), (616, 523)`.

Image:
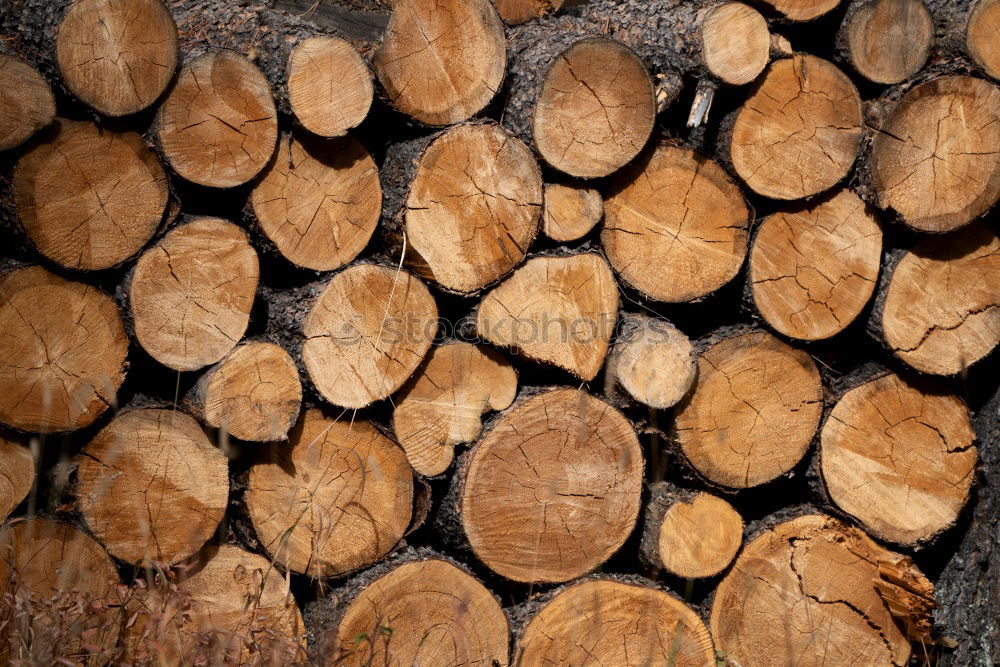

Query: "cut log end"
(0, 55), (54, 152)
(0, 435), (33, 522)
(460, 388), (643, 583)
(702, 3), (771, 85)
(603, 145), (750, 303)
(760, 0), (842, 21)
(302, 264), (437, 409)
(872, 75), (1000, 233)
(0, 265), (127, 434)
(246, 409), (413, 577)
(476, 253), (619, 380)
(675, 330), (822, 488)
(493, 0), (563, 25)
(750, 189), (882, 341)
(287, 36), (373, 138)
(393, 342), (517, 477)
(14, 119), (168, 270)
(730, 54), (862, 200)
(75, 409), (229, 565)
(840, 0), (933, 84)
(404, 123), (542, 294)
(56, 0), (178, 116)
(968, 0), (1000, 81)
(879, 223), (1000, 375)
(541, 182), (603, 242)
(516, 579), (716, 665)
(650, 488), (743, 579)
(252, 133), (381, 272)
(190, 341), (302, 442)
(374, 0), (506, 125)
(712, 513), (931, 666)
(821, 372), (978, 545)
(318, 558), (509, 665)
(0, 517), (118, 600)
(610, 314), (696, 409)
(534, 37), (655, 178)
(130, 218), (259, 372)
(156, 51), (277, 188)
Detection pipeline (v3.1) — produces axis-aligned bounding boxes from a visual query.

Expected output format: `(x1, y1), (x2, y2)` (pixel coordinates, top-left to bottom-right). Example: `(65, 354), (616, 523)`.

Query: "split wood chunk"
(758, 0), (842, 20)
(251, 133), (381, 272)
(969, 0), (1000, 80)
(877, 223), (1000, 375)
(749, 189), (882, 341)
(871, 75), (1000, 233)
(516, 579), (716, 665)
(534, 37), (655, 178)
(75, 408), (229, 565)
(821, 372), (978, 545)
(711, 513), (931, 666)
(476, 254), (618, 381)
(542, 182), (603, 242)
(0, 265), (127, 434)
(729, 55), (862, 200)
(179, 544), (305, 662)
(56, 0), (178, 116)
(701, 2), (772, 85)
(186, 341), (302, 442)
(609, 314), (696, 409)
(403, 123), (542, 293)
(675, 330), (822, 488)
(494, 0), (563, 24)
(0, 55), (54, 151)
(287, 36), (372, 138)
(459, 388), (643, 583)
(603, 145), (750, 303)
(643, 484), (743, 579)
(318, 558), (509, 666)
(392, 342), (517, 477)
(13, 119), (168, 270)
(155, 51), (277, 188)
(0, 435), (33, 522)
(838, 0), (933, 84)
(374, 0), (506, 126)
(130, 217), (259, 372)
(246, 409), (413, 577)
(301, 264), (437, 409)
(0, 517), (119, 599)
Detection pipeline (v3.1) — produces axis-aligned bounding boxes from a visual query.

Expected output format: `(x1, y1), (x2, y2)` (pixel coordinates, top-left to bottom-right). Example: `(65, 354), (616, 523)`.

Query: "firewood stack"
(0, 0), (998, 664)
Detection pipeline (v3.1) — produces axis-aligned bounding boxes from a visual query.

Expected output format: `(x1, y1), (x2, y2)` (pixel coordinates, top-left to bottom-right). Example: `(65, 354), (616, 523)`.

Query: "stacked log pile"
(0, 0), (998, 664)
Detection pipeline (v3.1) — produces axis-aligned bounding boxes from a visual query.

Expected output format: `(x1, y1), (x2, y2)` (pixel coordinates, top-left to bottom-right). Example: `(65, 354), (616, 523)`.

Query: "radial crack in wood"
(56, 0), (178, 116)
(458, 388), (643, 583)
(245, 409), (413, 577)
(475, 253), (618, 381)
(393, 342), (517, 477)
(0, 265), (127, 434)
(14, 119), (168, 270)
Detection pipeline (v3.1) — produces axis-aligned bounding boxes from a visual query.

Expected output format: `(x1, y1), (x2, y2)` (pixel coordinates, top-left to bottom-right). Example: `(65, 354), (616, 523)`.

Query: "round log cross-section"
(155, 51), (277, 188)
(56, 0), (178, 116)
(246, 409), (414, 577)
(302, 264), (438, 409)
(821, 372), (978, 545)
(533, 37), (655, 178)
(459, 388), (643, 583)
(729, 55), (862, 200)
(0, 265), (127, 434)
(871, 75), (1000, 233)
(75, 408), (229, 565)
(287, 36), (372, 138)
(13, 119), (168, 270)
(0, 55), (54, 151)
(675, 330), (823, 488)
